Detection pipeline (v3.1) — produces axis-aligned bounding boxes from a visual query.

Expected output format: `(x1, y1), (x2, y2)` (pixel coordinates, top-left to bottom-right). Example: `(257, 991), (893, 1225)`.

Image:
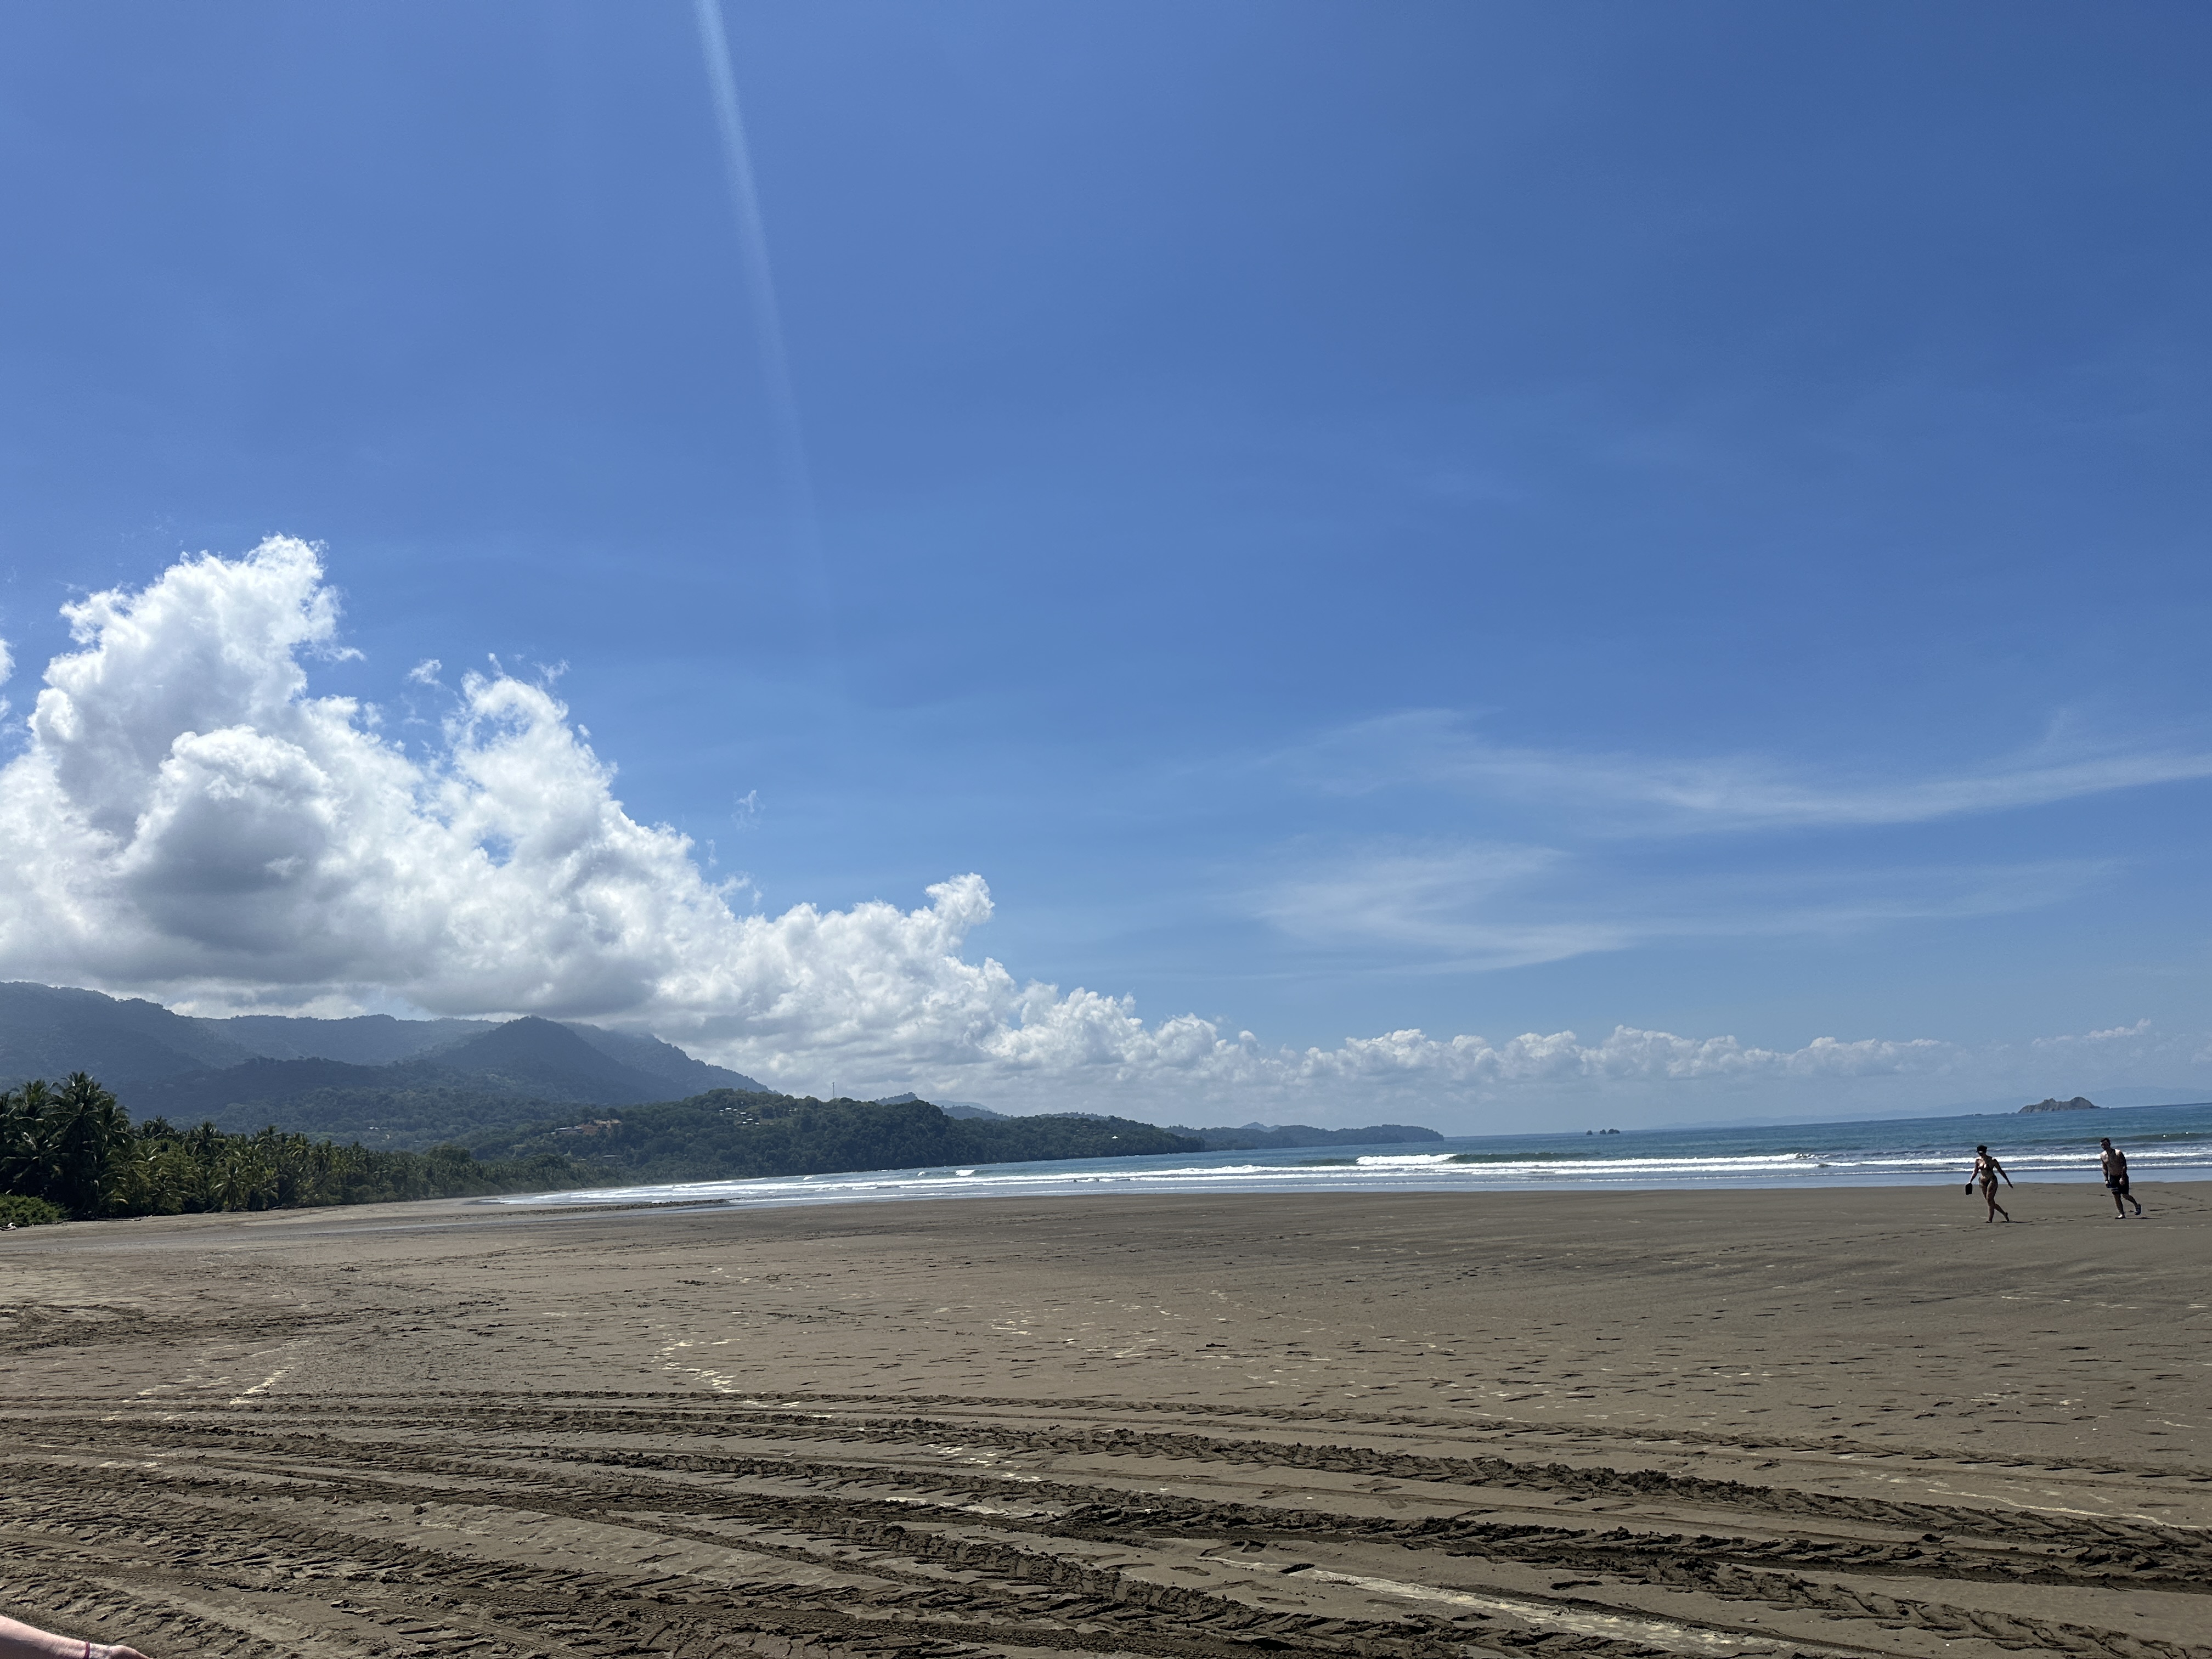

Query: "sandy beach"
(3, 1183), (2207, 1659)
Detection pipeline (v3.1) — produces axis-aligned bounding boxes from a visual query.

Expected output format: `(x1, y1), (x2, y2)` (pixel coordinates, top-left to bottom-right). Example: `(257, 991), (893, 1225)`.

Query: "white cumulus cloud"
(0, 541), (2185, 1125)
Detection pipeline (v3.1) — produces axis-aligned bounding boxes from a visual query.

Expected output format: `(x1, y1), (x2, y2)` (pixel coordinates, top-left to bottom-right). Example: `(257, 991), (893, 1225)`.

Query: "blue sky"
(1, 3), (2208, 1124)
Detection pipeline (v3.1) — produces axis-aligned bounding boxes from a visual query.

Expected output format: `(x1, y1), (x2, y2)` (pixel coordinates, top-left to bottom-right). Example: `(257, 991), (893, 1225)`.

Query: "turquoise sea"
(492, 1098), (2212, 1211)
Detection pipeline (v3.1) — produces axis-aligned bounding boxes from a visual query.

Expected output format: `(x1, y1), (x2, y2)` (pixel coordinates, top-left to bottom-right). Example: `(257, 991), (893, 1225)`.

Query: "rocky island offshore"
(2019, 1094), (2098, 1113)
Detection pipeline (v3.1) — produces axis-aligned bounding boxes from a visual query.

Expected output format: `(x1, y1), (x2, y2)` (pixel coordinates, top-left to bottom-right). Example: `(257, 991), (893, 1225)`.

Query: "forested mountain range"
(2, 986), (1448, 1220)
(0, 983), (762, 1149)
(2, 984), (1444, 1161)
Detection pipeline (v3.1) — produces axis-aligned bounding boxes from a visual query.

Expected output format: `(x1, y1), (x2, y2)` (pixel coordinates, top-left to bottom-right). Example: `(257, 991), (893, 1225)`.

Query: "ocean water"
(490, 1098), (2212, 1211)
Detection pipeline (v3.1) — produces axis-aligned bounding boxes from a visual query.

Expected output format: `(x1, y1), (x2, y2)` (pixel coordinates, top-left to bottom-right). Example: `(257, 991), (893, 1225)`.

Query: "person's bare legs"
(1982, 1180), (2010, 1222)
(0, 1615), (149, 1659)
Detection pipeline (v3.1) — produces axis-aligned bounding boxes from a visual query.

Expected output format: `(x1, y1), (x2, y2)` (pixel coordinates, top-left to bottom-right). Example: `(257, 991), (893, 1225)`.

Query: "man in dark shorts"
(2099, 1137), (2142, 1218)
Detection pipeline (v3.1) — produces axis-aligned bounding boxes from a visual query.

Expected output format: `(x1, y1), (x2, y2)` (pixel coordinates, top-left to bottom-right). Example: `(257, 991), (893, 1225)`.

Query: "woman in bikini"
(1965, 1143), (2013, 1222)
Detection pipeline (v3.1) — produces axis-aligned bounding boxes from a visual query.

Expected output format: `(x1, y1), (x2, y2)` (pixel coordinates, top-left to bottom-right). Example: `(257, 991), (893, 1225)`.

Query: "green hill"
(476, 1091), (1201, 1182)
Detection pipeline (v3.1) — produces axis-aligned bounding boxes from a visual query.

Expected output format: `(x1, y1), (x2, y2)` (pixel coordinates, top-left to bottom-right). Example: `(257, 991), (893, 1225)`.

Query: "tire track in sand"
(5, 1392), (2207, 1659)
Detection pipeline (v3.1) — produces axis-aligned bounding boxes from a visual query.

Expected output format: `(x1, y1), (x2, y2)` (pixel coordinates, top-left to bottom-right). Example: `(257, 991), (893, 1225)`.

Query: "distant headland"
(2019, 1095), (2098, 1113)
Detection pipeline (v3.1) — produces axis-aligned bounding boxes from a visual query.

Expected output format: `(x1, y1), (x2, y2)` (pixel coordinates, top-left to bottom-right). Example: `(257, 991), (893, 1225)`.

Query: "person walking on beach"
(0, 1613), (149, 1659)
(1965, 1144), (2013, 1222)
(2099, 1137), (2143, 1218)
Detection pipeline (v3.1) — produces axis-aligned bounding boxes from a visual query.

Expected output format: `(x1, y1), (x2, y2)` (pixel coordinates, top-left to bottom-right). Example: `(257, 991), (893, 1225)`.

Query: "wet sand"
(2, 1182), (2207, 1659)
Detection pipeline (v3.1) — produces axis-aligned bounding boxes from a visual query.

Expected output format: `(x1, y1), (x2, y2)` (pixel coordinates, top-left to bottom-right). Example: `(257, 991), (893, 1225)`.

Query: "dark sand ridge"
(2, 1183), (2207, 1659)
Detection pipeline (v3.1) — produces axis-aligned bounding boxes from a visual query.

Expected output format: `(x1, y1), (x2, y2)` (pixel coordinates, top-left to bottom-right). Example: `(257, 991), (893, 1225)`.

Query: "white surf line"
(1900, 1476), (2209, 1529)
(657, 1335), (745, 1393)
(1275, 1567), (1861, 1657)
(226, 1365), (291, 1407)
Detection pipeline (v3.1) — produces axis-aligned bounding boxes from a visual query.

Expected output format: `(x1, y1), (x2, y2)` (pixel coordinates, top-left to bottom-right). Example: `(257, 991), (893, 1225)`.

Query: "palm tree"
(47, 1073), (126, 1217)
(0, 1081), (63, 1205)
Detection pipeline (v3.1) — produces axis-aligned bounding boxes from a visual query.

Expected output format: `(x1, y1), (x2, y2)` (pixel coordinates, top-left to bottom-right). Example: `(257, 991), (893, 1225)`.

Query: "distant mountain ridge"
(0, 982), (763, 1148)
(0, 982), (263, 1084)
(873, 1095), (1446, 1147)
(876, 1092), (1005, 1120)
(188, 1012), (490, 1065)
(4, 984), (1452, 1163)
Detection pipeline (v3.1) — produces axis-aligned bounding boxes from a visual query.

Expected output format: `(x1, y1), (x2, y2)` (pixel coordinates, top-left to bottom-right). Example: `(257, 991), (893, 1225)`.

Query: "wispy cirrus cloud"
(1251, 838), (2116, 969)
(1235, 704), (2205, 973)
(1253, 842), (1626, 969)
(1279, 709), (2212, 834)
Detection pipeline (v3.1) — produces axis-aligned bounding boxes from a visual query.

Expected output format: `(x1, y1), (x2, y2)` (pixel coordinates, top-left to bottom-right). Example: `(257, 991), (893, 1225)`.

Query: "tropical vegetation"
(1, 1073), (587, 1221)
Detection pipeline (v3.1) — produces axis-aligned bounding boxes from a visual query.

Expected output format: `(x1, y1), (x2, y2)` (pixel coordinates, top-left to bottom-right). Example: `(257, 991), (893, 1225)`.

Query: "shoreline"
(472, 1097), (2212, 1210)
(5, 1172), (2204, 1230)
(483, 1166), (2212, 1213)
